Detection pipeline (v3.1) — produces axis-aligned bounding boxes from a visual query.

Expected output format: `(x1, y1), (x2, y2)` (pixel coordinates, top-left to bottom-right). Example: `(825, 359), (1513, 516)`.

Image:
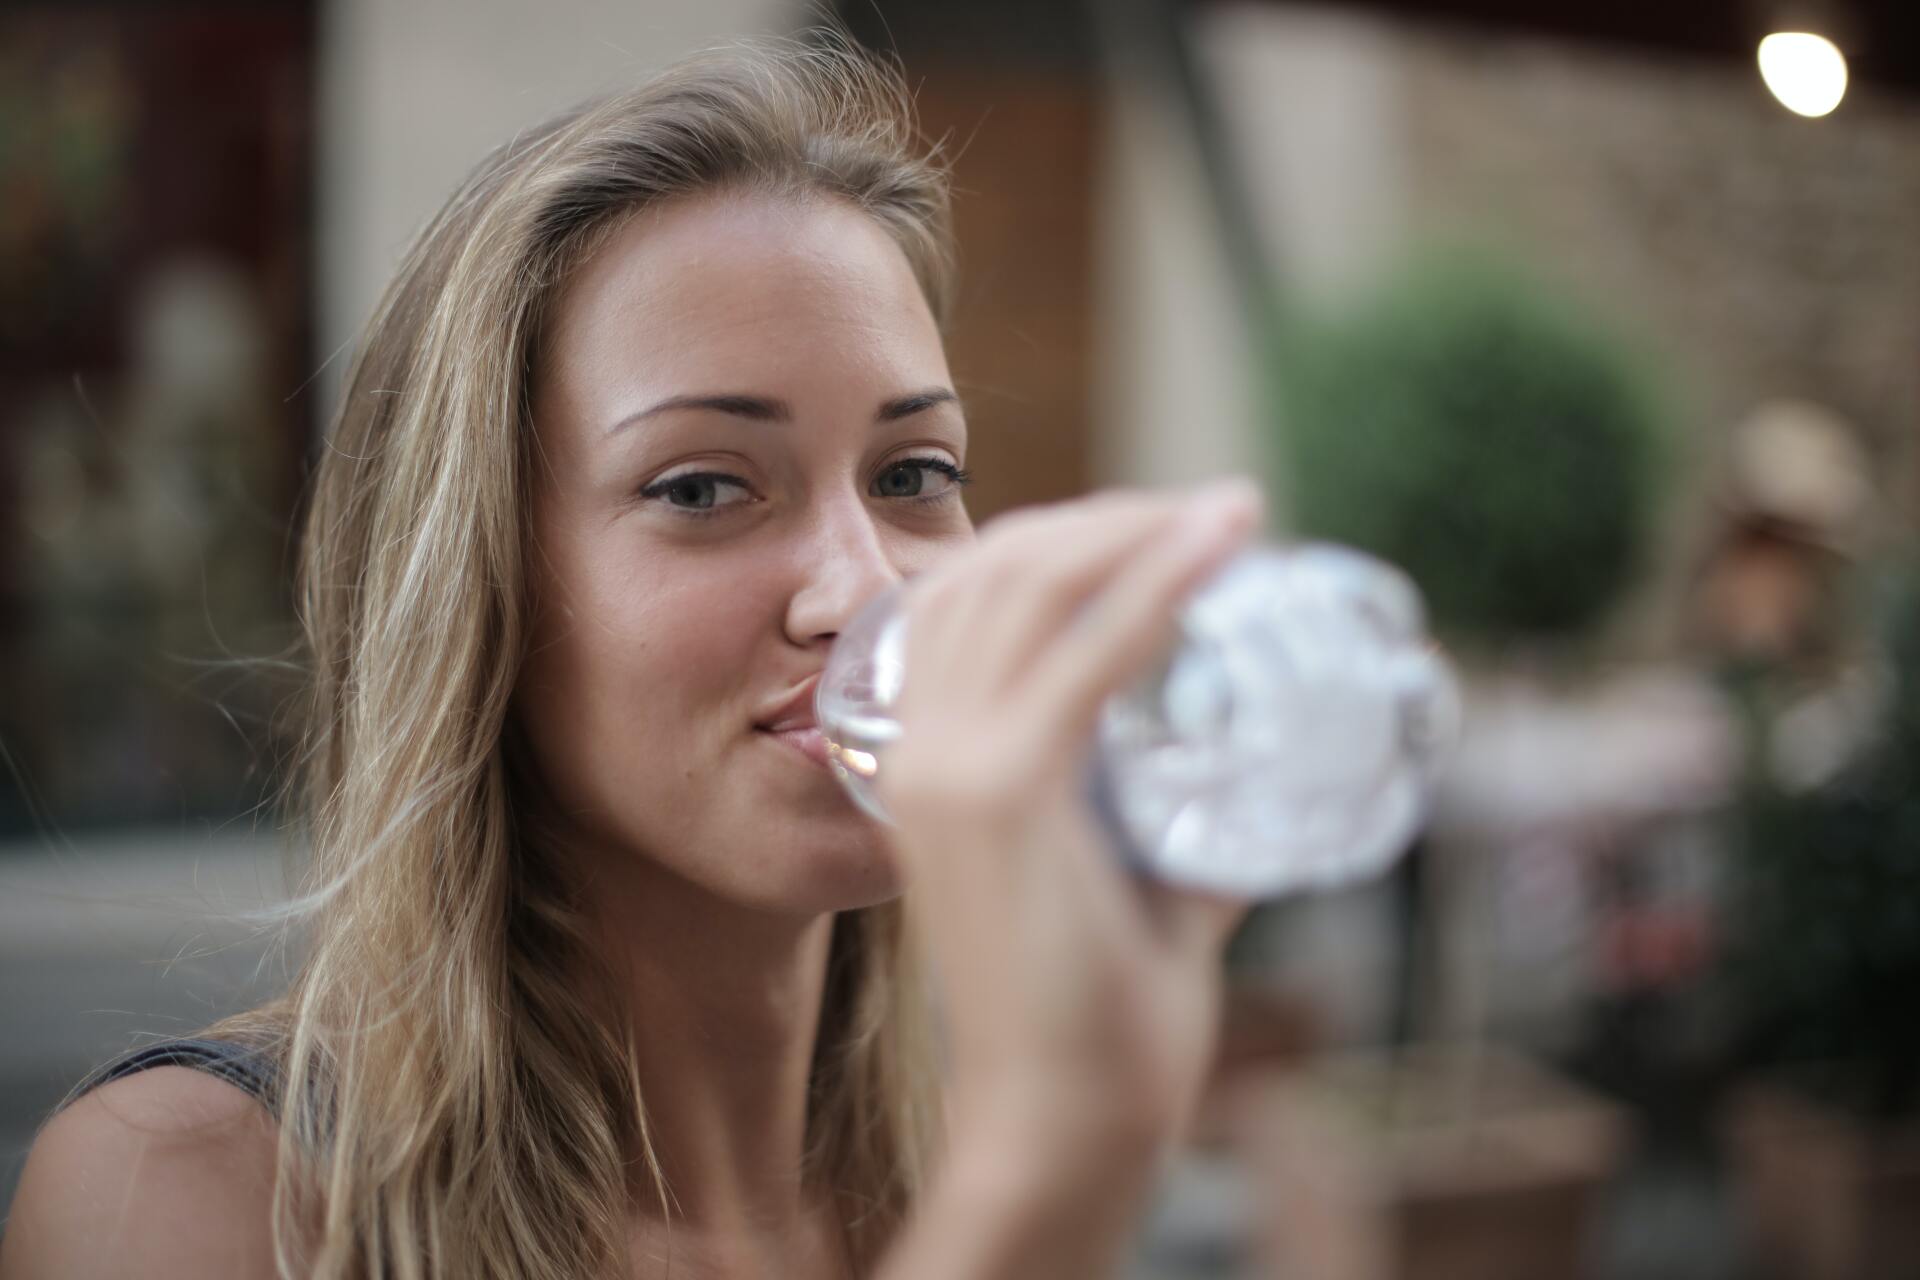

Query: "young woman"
(0, 35), (1259, 1280)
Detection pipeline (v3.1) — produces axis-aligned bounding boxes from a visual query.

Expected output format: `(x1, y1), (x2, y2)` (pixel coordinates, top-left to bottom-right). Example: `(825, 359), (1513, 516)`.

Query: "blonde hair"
(203, 34), (953, 1279)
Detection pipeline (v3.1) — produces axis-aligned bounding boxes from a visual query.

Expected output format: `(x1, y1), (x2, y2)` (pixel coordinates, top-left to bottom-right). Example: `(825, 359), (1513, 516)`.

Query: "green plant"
(1270, 249), (1673, 647)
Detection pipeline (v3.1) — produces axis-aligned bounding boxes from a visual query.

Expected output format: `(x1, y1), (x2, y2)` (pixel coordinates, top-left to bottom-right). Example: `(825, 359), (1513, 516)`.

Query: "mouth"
(757, 724), (831, 768)
(754, 674), (829, 768)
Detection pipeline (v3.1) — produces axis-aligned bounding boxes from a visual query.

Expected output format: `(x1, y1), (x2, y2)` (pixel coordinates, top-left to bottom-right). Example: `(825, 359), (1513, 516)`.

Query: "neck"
(572, 841), (839, 1235)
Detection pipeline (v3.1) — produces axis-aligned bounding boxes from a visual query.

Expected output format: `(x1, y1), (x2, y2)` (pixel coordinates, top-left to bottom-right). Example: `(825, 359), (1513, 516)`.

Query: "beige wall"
(314, 0), (795, 417)
(1092, 68), (1262, 493)
(1091, 4), (1408, 505)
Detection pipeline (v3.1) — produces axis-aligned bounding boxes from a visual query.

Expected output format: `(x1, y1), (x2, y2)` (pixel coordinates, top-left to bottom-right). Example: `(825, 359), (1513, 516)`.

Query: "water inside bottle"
(1094, 546), (1448, 895)
(815, 543), (1457, 899)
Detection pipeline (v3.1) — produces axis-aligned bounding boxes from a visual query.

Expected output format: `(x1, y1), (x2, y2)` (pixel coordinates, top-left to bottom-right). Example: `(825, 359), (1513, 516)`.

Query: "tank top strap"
(68, 1037), (281, 1115)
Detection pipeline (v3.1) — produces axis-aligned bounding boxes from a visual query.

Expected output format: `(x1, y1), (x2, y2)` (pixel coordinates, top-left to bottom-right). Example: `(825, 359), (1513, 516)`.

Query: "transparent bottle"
(815, 542), (1459, 899)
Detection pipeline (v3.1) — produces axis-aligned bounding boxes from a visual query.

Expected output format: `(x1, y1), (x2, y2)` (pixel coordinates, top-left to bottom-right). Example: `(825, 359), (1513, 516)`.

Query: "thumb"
(1140, 882), (1252, 965)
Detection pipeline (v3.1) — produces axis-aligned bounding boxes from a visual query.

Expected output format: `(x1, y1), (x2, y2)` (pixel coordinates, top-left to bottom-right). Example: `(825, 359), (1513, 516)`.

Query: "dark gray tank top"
(68, 1038), (280, 1115)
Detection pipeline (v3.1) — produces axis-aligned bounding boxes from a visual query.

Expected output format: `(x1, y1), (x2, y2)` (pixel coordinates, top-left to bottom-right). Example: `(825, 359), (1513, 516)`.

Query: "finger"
(1018, 480), (1263, 749)
(904, 490), (1203, 702)
(1140, 882), (1253, 961)
(961, 482), (1262, 689)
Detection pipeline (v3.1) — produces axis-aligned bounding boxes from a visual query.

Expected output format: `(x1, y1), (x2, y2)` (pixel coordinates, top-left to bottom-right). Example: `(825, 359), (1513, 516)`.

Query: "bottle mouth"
(816, 586), (909, 730)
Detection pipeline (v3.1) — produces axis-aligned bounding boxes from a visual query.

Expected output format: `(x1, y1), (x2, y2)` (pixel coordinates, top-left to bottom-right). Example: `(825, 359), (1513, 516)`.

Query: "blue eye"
(638, 457), (971, 519)
(873, 457), (971, 501)
(639, 472), (753, 513)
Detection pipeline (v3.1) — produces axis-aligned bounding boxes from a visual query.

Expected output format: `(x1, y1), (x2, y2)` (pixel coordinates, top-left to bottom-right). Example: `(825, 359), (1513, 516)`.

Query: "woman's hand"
(878, 479), (1264, 1165)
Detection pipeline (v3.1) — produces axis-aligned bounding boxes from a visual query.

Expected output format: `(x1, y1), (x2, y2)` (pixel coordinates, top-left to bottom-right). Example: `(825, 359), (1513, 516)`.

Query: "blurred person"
(0, 34), (1255, 1280)
(1692, 399), (1886, 791)
(1691, 400), (1870, 676)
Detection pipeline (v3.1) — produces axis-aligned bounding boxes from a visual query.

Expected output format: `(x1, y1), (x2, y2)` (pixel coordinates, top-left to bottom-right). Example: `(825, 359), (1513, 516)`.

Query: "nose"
(783, 496), (902, 649)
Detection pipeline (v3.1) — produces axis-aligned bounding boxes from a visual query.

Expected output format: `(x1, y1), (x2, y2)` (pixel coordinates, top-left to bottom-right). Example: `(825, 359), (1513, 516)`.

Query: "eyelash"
(638, 456), (973, 519)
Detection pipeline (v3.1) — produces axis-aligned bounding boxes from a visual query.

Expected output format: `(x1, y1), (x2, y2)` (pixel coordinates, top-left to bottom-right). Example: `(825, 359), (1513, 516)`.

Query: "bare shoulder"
(0, 1067), (287, 1279)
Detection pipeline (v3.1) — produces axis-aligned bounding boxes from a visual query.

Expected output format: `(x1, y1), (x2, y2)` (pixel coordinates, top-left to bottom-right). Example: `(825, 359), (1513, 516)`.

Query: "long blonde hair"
(204, 34), (954, 1279)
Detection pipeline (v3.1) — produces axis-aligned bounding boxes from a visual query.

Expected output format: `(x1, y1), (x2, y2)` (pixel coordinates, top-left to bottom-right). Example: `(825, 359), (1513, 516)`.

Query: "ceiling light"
(1757, 31), (1849, 117)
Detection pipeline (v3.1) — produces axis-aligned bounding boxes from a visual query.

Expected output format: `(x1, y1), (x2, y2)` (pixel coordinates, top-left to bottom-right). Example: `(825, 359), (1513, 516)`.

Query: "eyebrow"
(608, 388), (961, 434)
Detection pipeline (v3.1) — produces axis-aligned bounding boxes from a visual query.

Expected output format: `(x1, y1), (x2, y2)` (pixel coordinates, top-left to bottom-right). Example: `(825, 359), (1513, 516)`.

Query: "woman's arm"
(875, 1101), (1165, 1280)
(0, 1067), (283, 1280)
(872, 481), (1263, 1278)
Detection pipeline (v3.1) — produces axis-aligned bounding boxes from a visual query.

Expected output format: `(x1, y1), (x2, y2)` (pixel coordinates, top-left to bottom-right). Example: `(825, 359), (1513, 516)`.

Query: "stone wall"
(1188, 4), (1920, 652)
(1396, 23), (1920, 645)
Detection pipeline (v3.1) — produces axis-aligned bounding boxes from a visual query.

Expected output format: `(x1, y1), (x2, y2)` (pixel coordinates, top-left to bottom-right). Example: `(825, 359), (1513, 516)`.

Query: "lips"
(763, 725), (831, 767)
(755, 675), (829, 767)
(756, 674), (821, 733)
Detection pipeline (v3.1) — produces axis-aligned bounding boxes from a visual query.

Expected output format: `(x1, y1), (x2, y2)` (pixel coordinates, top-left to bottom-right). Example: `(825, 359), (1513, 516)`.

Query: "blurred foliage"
(1726, 557), (1920, 1119)
(1269, 249), (1673, 647)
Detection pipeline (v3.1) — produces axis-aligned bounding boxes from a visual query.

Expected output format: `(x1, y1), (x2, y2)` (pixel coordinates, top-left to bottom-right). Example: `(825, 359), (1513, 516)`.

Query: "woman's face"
(518, 193), (972, 916)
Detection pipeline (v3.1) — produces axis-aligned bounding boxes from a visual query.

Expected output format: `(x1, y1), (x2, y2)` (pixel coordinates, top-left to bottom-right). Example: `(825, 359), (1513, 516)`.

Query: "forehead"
(539, 192), (946, 403)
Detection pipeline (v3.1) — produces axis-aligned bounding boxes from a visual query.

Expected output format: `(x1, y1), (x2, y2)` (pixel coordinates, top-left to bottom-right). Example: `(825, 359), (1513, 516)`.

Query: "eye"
(872, 456), (971, 501)
(638, 471), (754, 513)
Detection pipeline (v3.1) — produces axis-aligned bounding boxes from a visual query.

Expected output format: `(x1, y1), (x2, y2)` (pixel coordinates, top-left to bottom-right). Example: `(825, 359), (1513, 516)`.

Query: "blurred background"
(2, 0), (1917, 1275)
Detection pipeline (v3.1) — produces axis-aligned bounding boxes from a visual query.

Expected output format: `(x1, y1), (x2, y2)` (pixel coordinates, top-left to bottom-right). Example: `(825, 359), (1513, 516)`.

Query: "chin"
(768, 825), (905, 916)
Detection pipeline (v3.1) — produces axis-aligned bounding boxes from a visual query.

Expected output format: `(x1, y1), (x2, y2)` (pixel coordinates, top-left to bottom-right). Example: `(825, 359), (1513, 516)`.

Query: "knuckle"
(985, 505), (1045, 535)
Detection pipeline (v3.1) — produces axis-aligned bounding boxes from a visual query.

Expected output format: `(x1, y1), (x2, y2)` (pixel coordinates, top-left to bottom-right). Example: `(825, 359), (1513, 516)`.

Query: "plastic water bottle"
(815, 542), (1459, 900)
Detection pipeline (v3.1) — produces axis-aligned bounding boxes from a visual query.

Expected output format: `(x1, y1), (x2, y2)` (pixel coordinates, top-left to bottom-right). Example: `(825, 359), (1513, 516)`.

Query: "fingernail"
(1188, 477), (1264, 527)
(1176, 488), (1261, 551)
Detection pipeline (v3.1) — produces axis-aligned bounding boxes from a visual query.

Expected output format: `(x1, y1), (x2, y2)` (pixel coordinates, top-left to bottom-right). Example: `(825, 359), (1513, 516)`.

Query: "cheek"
(528, 550), (776, 759)
(515, 533), (804, 851)
(615, 568), (769, 712)
(892, 517), (976, 579)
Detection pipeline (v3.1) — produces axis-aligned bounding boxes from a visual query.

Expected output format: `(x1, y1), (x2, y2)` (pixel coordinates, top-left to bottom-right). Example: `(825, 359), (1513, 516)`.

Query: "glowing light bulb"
(1758, 32), (1848, 117)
